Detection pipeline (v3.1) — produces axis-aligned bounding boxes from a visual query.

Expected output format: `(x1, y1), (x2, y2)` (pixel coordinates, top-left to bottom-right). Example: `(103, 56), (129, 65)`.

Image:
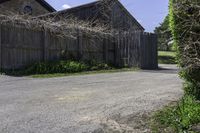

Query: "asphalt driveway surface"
(0, 64), (183, 133)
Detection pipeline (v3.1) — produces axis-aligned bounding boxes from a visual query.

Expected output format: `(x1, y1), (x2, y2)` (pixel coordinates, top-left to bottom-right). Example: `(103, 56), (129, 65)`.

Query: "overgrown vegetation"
(0, 60), (138, 78)
(169, 0), (200, 99)
(1, 60), (113, 76)
(150, 1), (200, 132)
(151, 96), (200, 132)
(158, 51), (176, 64)
(25, 61), (89, 74)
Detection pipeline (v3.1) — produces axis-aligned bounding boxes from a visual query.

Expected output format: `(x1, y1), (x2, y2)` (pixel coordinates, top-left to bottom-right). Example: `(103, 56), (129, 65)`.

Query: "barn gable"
(38, 0), (144, 32)
(0, 0), (55, 16)
(111, 1), (144, 31)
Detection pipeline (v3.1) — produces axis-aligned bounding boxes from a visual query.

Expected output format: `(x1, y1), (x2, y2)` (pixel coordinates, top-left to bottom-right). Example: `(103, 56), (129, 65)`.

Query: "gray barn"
(38, 0), (144, 32)
(0, 0), (158, 70)
(0, 0), (55, 16)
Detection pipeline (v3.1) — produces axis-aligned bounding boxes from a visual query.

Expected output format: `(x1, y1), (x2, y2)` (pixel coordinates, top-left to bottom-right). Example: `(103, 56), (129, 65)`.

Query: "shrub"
(151, 96), (200, 132)
(169, 0), (200, 99)
(84, 60), (112, 70)
(25, 60), (89, 74)
(18, 60), (113, 75)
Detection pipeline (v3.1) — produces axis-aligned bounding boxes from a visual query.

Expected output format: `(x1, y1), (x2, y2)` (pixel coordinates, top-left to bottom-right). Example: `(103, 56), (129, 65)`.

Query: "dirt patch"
(92, 113), (152, 133)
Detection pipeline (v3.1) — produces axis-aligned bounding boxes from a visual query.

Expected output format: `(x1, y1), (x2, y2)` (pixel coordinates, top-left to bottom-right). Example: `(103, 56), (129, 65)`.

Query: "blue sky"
(46, 0), (169, 32)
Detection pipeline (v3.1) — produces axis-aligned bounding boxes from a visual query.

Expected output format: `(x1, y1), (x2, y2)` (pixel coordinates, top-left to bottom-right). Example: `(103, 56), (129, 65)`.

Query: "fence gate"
(114, 32), (158, 69)
(115, 32), (143, 67)
(140, 33), (158, 69)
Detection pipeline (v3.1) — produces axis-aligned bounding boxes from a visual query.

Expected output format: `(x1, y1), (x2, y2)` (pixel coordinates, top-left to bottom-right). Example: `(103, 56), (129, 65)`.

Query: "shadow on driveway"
(142, 64), (179, 74)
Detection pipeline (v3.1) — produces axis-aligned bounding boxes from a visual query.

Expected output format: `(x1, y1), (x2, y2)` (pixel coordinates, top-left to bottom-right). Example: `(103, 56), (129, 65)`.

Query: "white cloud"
(62, 4), (71, 9)
(137, 19), (142, 23)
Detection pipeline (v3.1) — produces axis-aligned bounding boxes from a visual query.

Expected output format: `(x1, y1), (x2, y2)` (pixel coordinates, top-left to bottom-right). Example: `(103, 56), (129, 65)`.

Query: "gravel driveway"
(0, 64), (183, 133)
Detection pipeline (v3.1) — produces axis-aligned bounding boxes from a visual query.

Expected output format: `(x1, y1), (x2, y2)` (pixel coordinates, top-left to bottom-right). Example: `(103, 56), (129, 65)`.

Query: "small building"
(0, 0), (158, 70)
(0, 0), (55, 16)
(39, 0), (144, 32)
(0, 0), (144, 32)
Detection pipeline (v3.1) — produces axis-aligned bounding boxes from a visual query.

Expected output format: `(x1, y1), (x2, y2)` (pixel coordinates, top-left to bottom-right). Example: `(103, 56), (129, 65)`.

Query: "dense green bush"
(151, 96), (200, 132)
(0, 60), (114, 76)
(25, 61), (89, 74)
(84, 60), (112, 70)
(169, 0), (200, 99)
(23, 60), (112, 75)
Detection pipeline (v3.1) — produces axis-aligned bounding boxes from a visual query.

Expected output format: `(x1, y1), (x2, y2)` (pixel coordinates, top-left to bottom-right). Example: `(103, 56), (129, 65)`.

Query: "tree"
(154, 15), (173, 51)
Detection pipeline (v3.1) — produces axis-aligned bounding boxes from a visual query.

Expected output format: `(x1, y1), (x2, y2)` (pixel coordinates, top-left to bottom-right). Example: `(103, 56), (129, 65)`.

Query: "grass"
(31, 67), (139, 78)
(158, 51), (176, 64)
(150, 96), (200, 133)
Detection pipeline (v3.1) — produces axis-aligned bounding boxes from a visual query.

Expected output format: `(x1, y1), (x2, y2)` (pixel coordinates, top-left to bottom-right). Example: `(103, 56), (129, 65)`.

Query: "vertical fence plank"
(0, 24), (1, 70)
(114, 32), (119, 66)
(155, 34), (158, 68)
(103, 34), (108, 63)
(140, 32), (145, 68)
(44, 29), (49, 61)
(77, 29), (83, 60)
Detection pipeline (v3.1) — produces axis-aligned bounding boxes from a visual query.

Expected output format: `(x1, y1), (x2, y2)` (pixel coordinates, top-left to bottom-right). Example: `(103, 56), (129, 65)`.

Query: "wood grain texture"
(0, 24), (157, 70)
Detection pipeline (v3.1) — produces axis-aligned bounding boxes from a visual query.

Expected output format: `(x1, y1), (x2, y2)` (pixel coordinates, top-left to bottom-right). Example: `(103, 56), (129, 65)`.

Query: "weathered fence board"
(0, 23), (157, 70)
(0, 24), (1, 70)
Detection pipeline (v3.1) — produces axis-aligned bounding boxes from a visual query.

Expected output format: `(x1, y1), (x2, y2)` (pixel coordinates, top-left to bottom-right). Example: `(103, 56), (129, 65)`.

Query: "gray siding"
(38, 1), (144, 32)
(111, 3), (143, 31)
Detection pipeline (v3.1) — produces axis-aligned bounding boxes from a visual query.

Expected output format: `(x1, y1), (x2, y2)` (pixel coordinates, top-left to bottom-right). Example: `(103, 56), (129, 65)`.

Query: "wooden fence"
(114, 32), (158, 69)
(0, 24), (157, 70)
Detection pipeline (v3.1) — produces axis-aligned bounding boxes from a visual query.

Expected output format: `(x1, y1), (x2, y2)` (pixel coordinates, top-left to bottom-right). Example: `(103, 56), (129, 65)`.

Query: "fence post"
(114, 32), (120, 67)
(44, 29), (49, 61)
(103, 34), (108, 63)
(77, 29), (83, 60)
(0, 24), (2, 70)
(139, 32), (144, 68)
(154, 34), (158, 69)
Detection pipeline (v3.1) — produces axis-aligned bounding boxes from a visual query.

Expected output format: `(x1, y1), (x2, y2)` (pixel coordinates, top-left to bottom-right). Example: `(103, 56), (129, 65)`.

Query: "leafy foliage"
(154, 15), (173, 51)
(0, 60), (113, 76)
(169, 0), (200, 99)
(151, 96), (200, 132)
(21, 60), (112, 75)
(24, 61), (89, 74)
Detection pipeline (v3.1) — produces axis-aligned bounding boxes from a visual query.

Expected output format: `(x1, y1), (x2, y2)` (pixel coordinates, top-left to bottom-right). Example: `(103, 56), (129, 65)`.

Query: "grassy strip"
(158, 51), (176, 64)
(31, 67), (139, 78)
(150, 96), (200, 133)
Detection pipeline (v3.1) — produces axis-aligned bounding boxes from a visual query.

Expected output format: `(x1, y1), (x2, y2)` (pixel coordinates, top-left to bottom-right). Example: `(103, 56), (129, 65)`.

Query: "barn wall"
(0, 0), (50, 16)
(39, 1), (144, 32)
(111, 3), (143, 31)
